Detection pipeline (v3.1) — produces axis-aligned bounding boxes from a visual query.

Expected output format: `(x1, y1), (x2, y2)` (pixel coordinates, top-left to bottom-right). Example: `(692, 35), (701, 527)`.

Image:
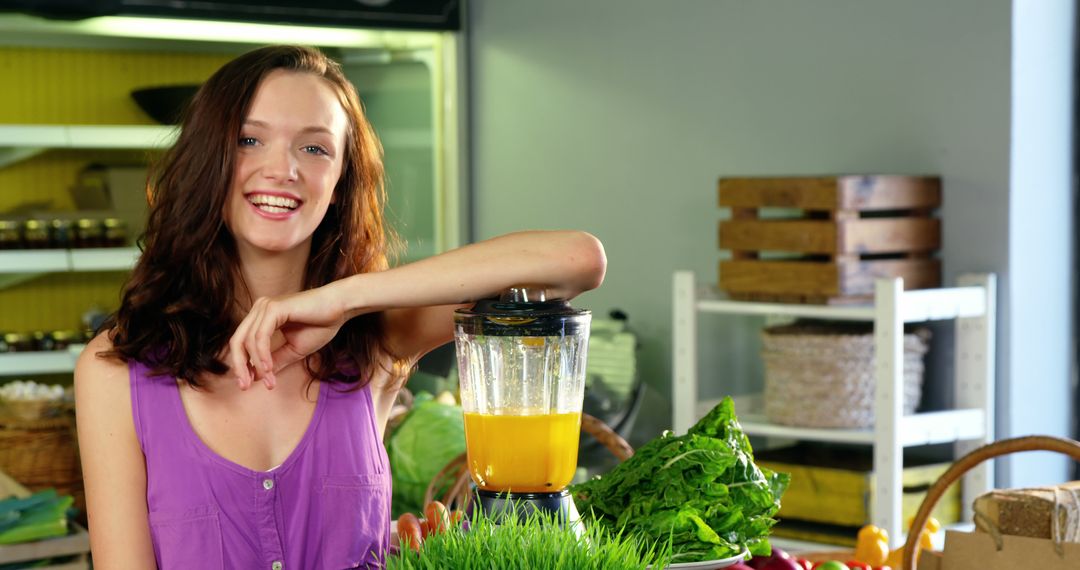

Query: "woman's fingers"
(243, 297), (278, 390)
(229, 288), (344, 390)
(229, 307), (258, 390)
(244, 299), (269, 389)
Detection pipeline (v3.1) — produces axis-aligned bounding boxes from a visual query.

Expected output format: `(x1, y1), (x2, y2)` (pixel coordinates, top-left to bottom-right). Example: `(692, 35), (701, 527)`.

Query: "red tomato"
(396, 513), (422, 552)
(419, 518), (432, 538)
(846, 562), (871, 570)
(794, 560), (814, 570)
(425, 500), (451, 534)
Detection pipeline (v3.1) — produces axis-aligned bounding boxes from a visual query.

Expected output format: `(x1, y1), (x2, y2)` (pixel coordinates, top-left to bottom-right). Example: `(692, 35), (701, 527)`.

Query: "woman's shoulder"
(74, 330), (131, 396)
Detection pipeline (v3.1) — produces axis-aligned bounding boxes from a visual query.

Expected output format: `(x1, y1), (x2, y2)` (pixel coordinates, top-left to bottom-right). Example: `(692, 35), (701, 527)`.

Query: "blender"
(453, 286), (591, 529)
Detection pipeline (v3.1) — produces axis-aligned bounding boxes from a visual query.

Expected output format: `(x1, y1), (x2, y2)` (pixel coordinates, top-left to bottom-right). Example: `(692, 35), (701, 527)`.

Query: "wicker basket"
(0, 411), (84, 513)
(761, 321), (930, 429)
(0, 398), (66, 421)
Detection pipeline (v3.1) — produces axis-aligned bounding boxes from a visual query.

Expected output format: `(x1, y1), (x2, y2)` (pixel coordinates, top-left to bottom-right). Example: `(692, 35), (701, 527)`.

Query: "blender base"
(472, 489), (584, 536)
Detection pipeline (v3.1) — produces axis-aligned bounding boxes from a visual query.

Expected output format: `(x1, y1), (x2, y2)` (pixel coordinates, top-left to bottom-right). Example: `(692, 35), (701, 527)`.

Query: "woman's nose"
(261, 144), (298, 183)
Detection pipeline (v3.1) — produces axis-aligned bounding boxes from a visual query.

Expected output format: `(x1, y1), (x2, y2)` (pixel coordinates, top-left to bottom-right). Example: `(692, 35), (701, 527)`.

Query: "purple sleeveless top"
(129, 361), (391, 569)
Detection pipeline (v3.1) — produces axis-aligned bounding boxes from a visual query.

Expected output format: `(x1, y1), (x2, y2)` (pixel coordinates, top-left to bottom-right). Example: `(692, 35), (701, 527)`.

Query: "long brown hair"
(103, 45), (395, 387)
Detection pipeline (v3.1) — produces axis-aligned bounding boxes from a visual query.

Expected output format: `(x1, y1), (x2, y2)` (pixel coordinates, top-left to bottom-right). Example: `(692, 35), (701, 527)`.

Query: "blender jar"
(454, 287), (591, 494)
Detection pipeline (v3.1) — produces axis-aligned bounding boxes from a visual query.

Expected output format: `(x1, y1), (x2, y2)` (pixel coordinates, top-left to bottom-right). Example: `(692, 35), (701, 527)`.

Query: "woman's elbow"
(573, 231), (607, 291)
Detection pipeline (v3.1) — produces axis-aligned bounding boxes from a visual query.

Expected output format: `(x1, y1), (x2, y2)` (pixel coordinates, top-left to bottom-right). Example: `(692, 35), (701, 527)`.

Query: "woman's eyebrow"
(243, 119), (333, 135)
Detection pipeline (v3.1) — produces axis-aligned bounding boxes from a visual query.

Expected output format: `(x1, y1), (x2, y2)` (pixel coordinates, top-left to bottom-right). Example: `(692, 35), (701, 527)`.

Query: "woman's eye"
(239, 136), (258, 146)
(303, 145), (329, 156)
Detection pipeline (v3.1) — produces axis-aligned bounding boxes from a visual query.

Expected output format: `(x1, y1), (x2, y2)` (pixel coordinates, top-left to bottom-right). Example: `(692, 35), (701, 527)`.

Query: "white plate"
(650, 549), (749, 569)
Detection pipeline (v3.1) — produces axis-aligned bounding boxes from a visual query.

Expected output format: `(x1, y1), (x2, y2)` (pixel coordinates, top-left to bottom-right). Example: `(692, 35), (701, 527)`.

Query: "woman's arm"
(229, 230), (606, 388)
(74, 334), (157, 569)
(351, 230), (606, 361)
(342, 230), (606, 319)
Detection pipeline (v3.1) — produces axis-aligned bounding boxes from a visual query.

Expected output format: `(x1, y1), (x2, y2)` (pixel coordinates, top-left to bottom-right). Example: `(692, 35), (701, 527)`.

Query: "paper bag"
(917, 530), (1080, 570)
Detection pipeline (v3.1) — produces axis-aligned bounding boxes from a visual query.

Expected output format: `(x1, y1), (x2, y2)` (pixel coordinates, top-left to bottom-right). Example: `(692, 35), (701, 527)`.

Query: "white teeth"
(247, 194), (299, 209)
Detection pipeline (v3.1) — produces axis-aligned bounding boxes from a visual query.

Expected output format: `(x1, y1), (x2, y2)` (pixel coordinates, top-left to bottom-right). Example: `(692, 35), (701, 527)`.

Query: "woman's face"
(226, 69), (349, 256)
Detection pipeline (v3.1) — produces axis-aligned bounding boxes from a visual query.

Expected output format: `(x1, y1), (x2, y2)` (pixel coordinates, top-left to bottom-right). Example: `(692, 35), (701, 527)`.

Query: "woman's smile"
(245, 191), (304, 219)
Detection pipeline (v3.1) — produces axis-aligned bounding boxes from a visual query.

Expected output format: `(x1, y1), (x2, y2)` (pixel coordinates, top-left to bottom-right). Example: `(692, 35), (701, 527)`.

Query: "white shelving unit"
(0, 248), (135, 376)
(672, 270), (997, 548)
(0, 124), (177, 167)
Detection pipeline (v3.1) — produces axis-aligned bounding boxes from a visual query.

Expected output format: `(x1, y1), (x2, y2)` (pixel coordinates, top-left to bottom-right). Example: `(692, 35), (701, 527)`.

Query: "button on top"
(272, 561), (283, 570)
(262, 478), (274, 490)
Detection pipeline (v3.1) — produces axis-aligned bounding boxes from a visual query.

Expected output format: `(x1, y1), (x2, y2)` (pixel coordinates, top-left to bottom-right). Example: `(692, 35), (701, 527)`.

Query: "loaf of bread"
(973, 481), (1080, 542)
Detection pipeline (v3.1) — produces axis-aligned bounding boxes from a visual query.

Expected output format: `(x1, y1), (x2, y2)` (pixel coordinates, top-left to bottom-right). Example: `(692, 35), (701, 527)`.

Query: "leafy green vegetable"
(388, 392), (467, 518)
(384, 507), (672, 569)
(0, 493), (72, 545)
(570, 397), (789, 563)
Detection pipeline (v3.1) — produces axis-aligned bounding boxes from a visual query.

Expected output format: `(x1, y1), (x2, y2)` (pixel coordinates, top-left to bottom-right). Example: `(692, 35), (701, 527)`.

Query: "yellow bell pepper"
(907, 516), (942, 551)
(885, 516), (942, 567)
(854, 524), (890, 566)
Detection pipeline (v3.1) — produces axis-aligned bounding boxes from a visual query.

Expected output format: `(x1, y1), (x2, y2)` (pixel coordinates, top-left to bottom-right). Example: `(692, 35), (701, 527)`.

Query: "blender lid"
(455, 286), (590, 335)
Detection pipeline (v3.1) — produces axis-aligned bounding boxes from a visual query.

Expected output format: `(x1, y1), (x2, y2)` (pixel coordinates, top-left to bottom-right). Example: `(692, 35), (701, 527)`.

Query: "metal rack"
(671, 270), (997, 547)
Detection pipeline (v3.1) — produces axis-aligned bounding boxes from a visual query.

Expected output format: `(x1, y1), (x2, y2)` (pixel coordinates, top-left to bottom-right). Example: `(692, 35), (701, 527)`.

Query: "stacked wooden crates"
(718, 175), (942, 302)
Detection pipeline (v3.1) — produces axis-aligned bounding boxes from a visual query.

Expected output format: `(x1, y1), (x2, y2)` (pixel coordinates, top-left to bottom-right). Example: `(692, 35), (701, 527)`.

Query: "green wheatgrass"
(384, 509), (673, 570)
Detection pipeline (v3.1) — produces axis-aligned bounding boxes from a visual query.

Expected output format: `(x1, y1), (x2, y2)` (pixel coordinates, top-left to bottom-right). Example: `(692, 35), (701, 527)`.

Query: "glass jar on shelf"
(31, 331), (56, 352)
(3, 332), (34, 352)
(0, 220), (21, 249)
(50, 219), (74, 249)
(103, 218), (127, 247)
(50, 330), (80, 350)
(22, 219), (51, 249)
(75, 218), (105, 248)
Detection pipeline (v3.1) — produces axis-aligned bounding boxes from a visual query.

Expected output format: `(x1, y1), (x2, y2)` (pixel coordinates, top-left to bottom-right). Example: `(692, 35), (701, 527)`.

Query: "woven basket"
(0, 411), (83, 512)
(0, 397), (66, 421)
(761, 321), (930, 429)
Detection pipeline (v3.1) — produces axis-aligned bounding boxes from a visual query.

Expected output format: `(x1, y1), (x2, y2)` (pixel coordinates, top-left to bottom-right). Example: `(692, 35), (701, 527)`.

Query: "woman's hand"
(228, 286), (348, 390)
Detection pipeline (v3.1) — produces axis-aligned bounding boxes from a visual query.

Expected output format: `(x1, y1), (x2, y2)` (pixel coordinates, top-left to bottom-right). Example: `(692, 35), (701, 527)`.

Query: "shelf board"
(695, 284), (986, 323)
(0, 124), (177, 167)
(0, 250), (69, 273)
(0, 247), (139, 275)
(697, 296), (875, 321)
(699, 397), (987, 447)
(69, 247), (140, 271)
(0, 345), (85, 376)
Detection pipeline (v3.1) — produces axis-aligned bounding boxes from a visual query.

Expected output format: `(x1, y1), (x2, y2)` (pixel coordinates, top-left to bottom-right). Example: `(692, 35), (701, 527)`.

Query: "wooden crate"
(718, 175), (942, 303)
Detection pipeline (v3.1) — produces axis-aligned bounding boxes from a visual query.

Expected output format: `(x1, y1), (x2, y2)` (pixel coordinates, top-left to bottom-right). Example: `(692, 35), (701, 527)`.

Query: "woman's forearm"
(335, 230), (606, 319)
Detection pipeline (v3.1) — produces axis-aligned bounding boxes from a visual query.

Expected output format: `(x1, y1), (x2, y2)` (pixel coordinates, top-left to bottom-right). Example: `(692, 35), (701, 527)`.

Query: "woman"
(74, 45), (606, 569)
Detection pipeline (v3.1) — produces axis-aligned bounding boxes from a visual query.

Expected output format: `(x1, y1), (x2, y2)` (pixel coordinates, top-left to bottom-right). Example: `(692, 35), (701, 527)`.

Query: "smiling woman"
(72, 44), (607, 570)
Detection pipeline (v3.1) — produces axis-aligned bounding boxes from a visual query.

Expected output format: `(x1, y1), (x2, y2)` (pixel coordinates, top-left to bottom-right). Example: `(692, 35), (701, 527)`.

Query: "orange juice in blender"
(464, 411), (582, 492)
(454, 286), (591, 527)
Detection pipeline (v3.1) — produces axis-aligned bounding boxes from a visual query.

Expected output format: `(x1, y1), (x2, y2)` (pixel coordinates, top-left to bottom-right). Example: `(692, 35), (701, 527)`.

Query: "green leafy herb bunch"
(571, 397), (790, 563)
